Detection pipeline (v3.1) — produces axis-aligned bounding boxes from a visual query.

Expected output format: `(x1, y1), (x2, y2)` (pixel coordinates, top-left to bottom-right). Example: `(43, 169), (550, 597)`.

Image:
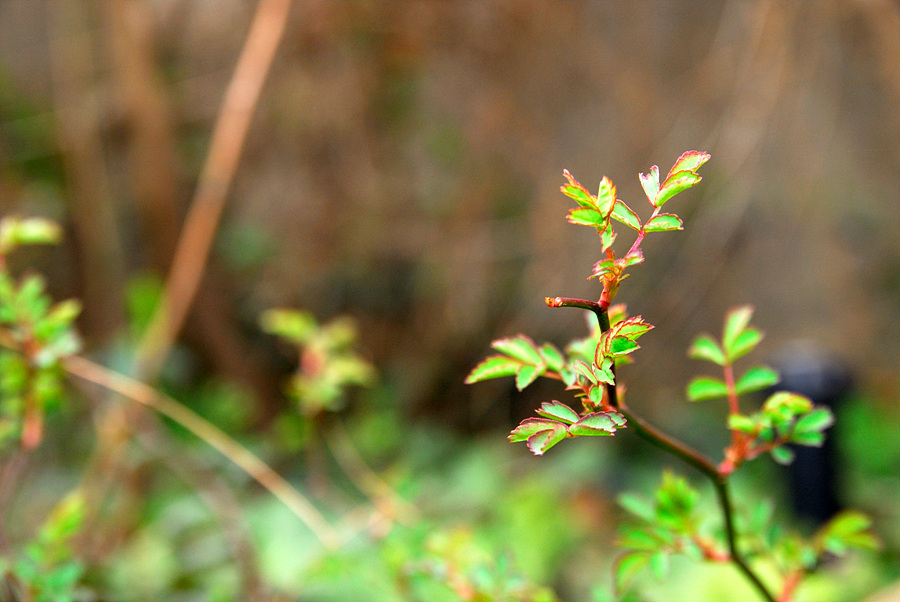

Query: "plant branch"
(62, 354), (341, 550)
(589, 306), (777, 602)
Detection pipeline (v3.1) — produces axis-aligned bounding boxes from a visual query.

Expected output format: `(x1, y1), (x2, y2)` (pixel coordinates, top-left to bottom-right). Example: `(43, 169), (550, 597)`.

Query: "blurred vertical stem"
(136, 0), (293, 380)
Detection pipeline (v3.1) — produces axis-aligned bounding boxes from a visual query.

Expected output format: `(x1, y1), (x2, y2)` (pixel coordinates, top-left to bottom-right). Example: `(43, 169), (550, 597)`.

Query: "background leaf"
(686, 376), (729, 401)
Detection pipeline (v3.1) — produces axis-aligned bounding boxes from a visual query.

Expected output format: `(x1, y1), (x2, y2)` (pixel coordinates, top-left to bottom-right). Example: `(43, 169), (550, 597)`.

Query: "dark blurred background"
(2, 1), (900, 599)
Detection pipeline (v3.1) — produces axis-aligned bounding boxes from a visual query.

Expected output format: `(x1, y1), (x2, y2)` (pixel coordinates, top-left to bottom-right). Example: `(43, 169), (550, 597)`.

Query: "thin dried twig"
(64, 354), (342, 550)
(137, 0), (293, 379)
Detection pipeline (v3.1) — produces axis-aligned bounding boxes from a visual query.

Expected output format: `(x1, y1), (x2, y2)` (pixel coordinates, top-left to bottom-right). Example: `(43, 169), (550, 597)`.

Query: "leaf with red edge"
(508, 417), (560, 442)
(621, 251), (644, 268)
(491, 335), (543, 365)
(535, 400), (580, 424)
(567, 207), (606, 228)
(609, 337), (640, 356)
(665, 150), (711, 181)
(596, 176), (617, 217)
(591, 259), (616, 280)
(612, 200), (641, 231)
(639, 165), (660, 204)
(614, 316), (654, 340)
(654, 171), (701, 208)
(525, 423), (568, 455)
(569, 411), (626, 436)
(600, 222), (617, 251)
(515, 364), (544, 390)
(561, 170), (595, 208)
(644, 214), (683, 232)
(465, 355), (522, 384)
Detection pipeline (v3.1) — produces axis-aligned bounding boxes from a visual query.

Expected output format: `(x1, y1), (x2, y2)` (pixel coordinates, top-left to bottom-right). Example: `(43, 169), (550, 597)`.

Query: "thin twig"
(136, 0), (293, 379)
(63, 354), (341, 550)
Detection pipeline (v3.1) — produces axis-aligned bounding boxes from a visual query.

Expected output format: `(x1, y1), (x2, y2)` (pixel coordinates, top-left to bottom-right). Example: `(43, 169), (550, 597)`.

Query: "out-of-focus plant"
(0, 491), (86, 602)
(259, 309), (376, 417)
(0, 217), (81, 451)
(466, 152), (880, 601)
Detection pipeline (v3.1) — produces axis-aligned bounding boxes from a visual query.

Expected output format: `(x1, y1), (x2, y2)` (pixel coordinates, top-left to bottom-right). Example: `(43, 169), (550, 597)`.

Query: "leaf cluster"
(260, 309), (376, 416)
(0, 491), (86, 602)
(0, 218), (81, 450)
(687, 306), (834, 466)
(562, 152), (709, 304)
(466, 313), (653, 454)
(614, 472), (715, 594)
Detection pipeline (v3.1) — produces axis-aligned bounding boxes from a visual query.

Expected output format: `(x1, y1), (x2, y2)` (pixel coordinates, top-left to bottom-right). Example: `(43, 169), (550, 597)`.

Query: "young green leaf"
(596, 176), (618, 217)
(618, 492), (656, 521)
(735, 366), (780, 395)
(639, 165), (660, 204)
(666, 150), (711, 179)
(599, 222), (616, 251)
(770, 445), (795, 465)
(763, 391), (813, 415)
(515, 364), (544, 390)
(535, 400), (579, 424)
(569, 411), (626, 436)
(509, 417), (560, 442)
(560, 170), (595, 208)
(790, 430), (825, 447)
(725, 328), (763, 363)
(688, 335), (726, 366)
(615, 552), (650, 594)
(524, 423), (568, 455)
(465, 356), (521, 384)
(686, 376), (729, 401)
(654, 172), (701, 208)
(817, 511), (882, 555)
(539, 343), (565, 372)
(728, 413), (757, 434)
(643, 214), (683, 232)
(492, 335), (543, 366)
(611, 200), (641, 231)
(793, 407), (834, 435)
(609, 337), (640, 356)
(722, 305), (754, 351)
(567, 207), (606, 228)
